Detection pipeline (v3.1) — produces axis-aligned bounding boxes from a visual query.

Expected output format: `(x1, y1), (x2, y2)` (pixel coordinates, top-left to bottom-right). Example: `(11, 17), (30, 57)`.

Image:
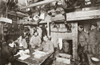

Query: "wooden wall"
(0, 23), (4, 40)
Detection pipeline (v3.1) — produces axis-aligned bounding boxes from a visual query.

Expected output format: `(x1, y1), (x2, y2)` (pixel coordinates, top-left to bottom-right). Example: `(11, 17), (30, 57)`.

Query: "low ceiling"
(0, 0), (100, 18)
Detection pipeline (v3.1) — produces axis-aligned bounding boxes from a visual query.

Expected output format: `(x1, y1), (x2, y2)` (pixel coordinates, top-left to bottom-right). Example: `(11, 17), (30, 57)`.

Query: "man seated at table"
(29, 30), (41, 49)
(15, 33), (28, 50)
(38, 35), (54, 54)
(1, 39), (27, 65)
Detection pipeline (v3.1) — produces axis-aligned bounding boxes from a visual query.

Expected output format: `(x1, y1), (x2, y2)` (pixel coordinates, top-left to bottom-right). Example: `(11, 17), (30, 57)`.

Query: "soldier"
(88, 23), (98, 65)
(88, 23), (97, 54)
(94, 23), (100, 65)
(78, 25), (88, 52)
(38, 35), (54, 54)
(29, 31), (41, 49)
(78, 25), (89, 63)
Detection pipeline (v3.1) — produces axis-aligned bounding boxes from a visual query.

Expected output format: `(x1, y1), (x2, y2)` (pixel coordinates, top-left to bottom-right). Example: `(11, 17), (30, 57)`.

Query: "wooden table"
(18, 54), (51, 65)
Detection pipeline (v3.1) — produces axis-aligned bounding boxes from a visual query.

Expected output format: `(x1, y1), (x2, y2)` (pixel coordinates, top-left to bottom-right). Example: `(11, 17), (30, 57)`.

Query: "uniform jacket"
(89, 29), (97, 45)
(78, 31), (89, 46)
(29, 35), (41, 49)
(39, 40), (54, 54)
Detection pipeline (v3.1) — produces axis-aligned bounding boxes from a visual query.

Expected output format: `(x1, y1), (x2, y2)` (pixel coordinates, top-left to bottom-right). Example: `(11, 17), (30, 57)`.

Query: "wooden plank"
(20, 0), (59, 9)
(72, 22), (78, 60)
(0, 23), (4, 40)
(16, 12), (28, 17)
(17, 20), (38, 25)
(0, 17), (12, 23)
(51, 33), (72, 40)
(8, 11), (28, 17)
(52, 14), (65, 22)
(67, 9), (100, 21)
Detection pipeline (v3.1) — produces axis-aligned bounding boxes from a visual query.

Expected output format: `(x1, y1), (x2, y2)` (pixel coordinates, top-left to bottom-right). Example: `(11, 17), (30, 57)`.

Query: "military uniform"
(78, 31), (89, 63)
(29, 35), (41, 49)
(88, 29), (97, 54)
(78, 31), (89, 51)
(39, 40), (54, 54)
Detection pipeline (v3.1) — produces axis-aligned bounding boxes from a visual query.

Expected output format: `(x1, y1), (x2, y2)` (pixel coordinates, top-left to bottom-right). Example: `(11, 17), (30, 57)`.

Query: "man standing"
(88, 24), (97, 54)
(87, 23), (98, 65)
(78, 25), (89, 63)
(94, 23), (100, 65)
(78, 25), (88, 52)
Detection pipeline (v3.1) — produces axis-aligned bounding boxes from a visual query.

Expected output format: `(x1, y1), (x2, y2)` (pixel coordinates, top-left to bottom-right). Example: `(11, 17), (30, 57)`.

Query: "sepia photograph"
(0, 0), (100, 65)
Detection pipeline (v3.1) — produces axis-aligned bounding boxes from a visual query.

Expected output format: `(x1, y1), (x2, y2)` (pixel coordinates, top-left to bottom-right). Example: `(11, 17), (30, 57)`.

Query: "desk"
(18, 54), (51, 65)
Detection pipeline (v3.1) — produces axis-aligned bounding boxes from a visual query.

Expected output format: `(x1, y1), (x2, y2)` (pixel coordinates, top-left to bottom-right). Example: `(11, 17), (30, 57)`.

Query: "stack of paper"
(15, 50), (30, 60)
(33, 50), (47, 59)
(16, 49), (29, 55)
(19, 54), (30, 60)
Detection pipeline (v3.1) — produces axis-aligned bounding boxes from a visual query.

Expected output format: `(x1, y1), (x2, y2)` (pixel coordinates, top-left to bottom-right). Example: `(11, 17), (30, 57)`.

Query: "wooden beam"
(52, 14), (65, 21)
(67, 9), (100, 21)
(16, 12), (28, 17)
(72, 22), (78, 60)
(20, 0), (59, 9)
(51, 33), (72, 40)
(0, 17), (12, 23)
(8, 11), (28, 17)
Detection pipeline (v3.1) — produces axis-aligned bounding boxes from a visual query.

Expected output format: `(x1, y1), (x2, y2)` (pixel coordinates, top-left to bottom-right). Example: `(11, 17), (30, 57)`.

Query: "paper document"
(16, 49), (30, 55)
(33, 50), (47, 59)
(15, 50), (30, 60)
(19, 54), (30, 60)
